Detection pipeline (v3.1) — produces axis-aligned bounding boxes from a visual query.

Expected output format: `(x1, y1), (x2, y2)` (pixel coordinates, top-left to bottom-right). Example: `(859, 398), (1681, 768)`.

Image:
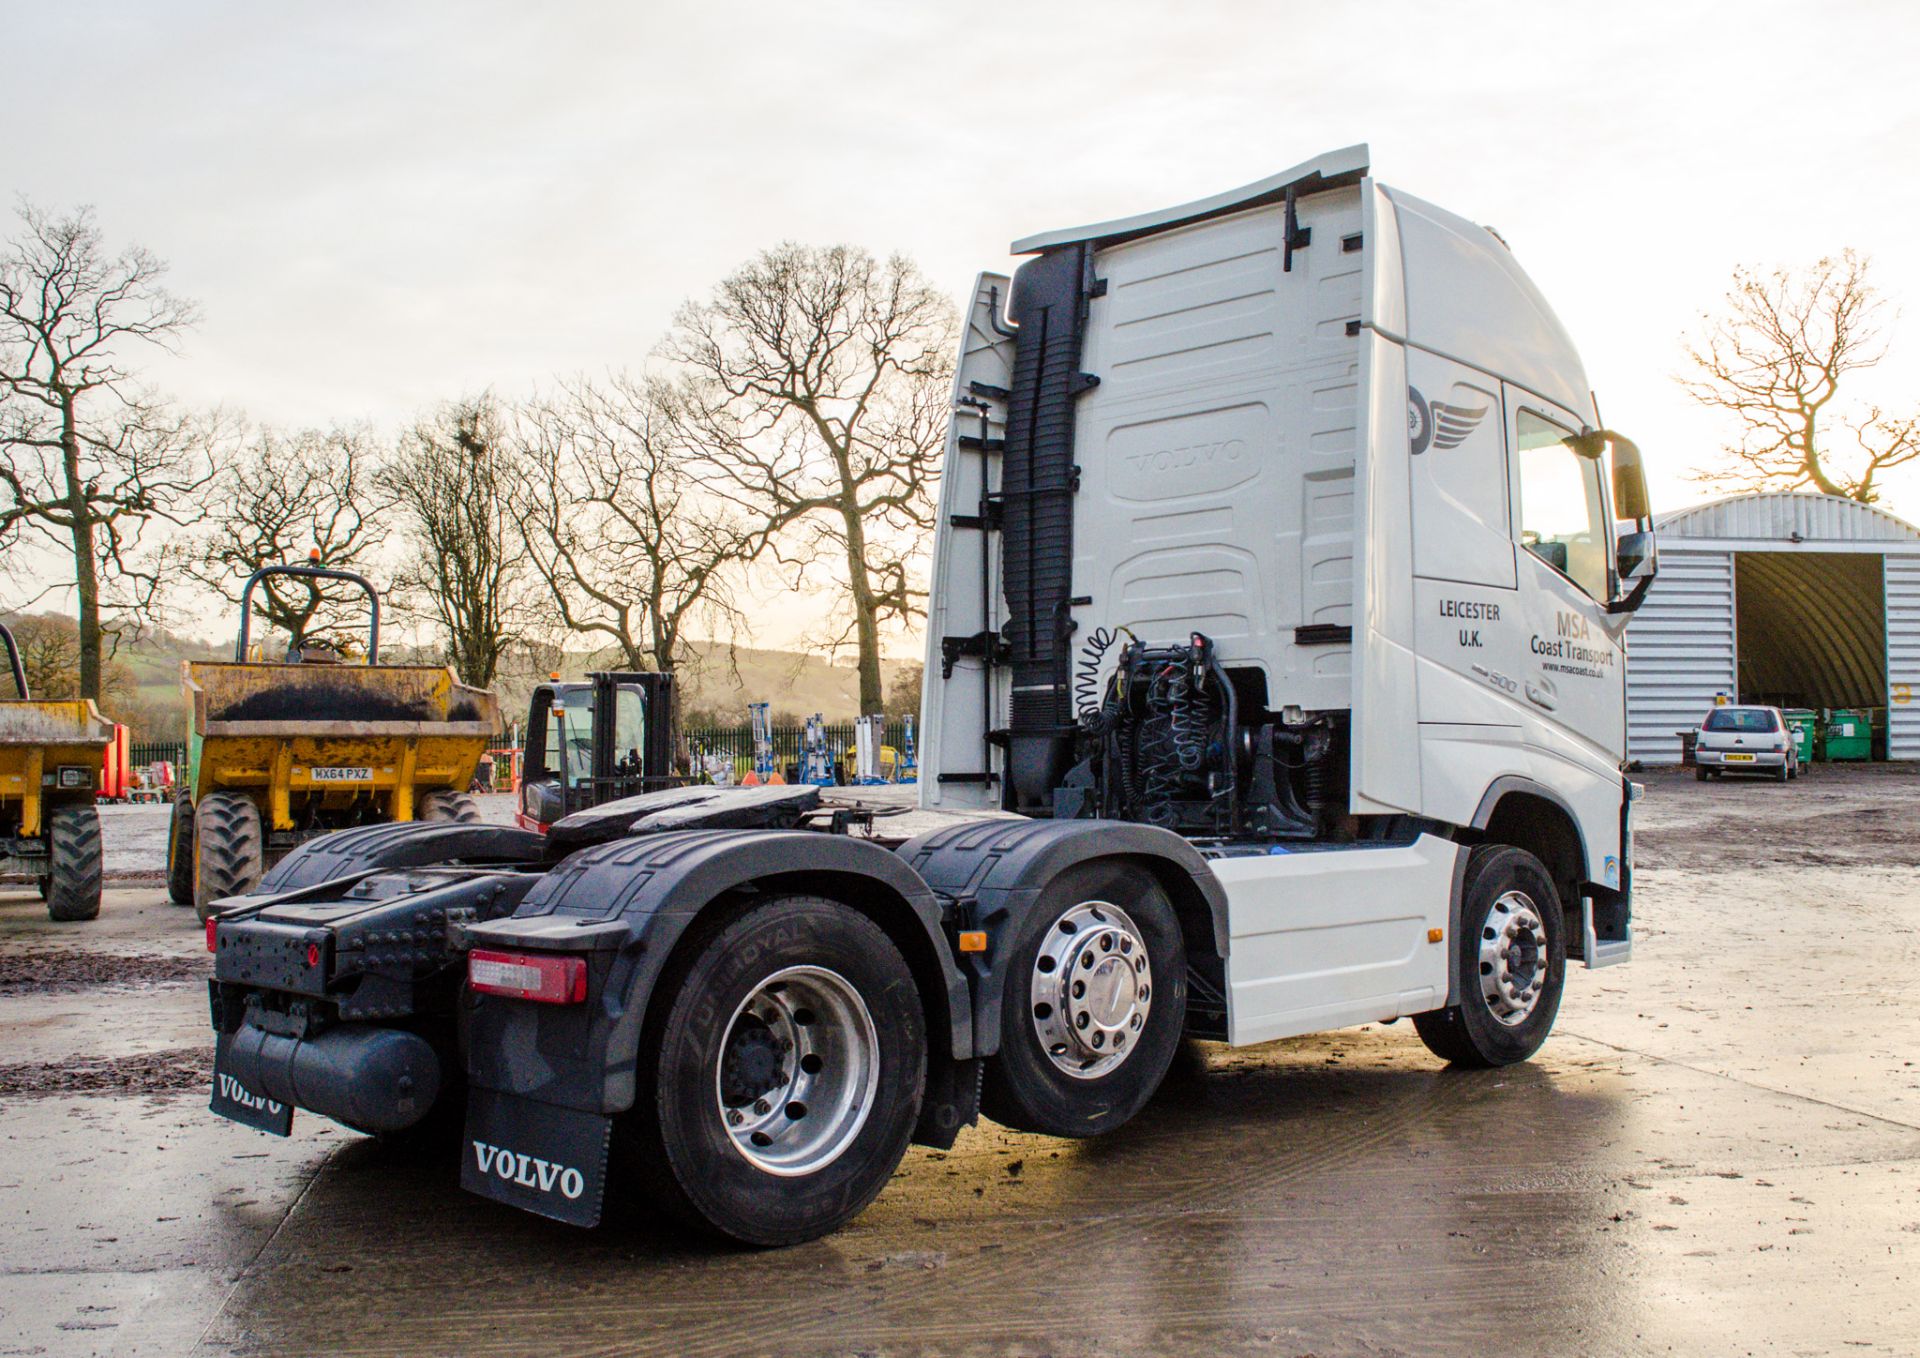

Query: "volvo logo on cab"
(1124, 437), (1247, 477)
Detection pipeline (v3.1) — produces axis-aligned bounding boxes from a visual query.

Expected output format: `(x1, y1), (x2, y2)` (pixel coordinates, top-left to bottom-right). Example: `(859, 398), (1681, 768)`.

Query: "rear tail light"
(206, 918), (218, 953)
(468, 949), (587, 1004)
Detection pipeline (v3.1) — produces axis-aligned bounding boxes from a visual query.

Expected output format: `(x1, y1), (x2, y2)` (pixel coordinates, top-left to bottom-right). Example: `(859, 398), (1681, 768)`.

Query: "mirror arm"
(1605, 572), (1656, 616)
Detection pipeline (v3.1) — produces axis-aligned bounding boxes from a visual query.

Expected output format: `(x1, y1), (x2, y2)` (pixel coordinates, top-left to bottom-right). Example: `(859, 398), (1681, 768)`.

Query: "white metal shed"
(1625, 492), (1920, 763)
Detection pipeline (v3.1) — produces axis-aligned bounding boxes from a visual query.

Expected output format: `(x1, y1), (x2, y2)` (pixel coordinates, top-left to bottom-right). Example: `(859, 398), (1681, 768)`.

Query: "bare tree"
(0, 611), (134, 703)
(1681, 250), (1920, 502)
(384, 396), (527, 688)
(0, 202), (212, 696)
(513, 374), (762, 743)
(186, 425), (391, 655)
(666, 244), (955, 715)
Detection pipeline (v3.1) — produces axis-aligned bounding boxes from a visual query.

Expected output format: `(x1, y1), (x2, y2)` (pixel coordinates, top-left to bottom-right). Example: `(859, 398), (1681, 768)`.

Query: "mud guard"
(463, 829), (977, 1143)
(255, 819), (547, 893)
(462, 1086), (611, 1228)
(897, 818), (1230, 1055)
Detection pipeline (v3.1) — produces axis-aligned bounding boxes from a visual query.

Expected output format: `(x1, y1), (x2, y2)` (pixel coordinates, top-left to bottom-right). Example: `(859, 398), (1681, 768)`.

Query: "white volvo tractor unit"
(202, 144), (1654, 1247)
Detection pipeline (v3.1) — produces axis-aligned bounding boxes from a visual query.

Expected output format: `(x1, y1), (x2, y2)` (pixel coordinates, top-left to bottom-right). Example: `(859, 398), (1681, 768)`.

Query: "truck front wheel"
(981, 861), (1186, 1139)
(622, 895), (926, 1247)
(1413, 845), (1566, 1067)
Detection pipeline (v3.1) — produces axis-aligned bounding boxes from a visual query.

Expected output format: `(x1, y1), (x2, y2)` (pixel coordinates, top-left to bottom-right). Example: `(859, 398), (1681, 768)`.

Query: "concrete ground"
(1, 769), (1916, 1357)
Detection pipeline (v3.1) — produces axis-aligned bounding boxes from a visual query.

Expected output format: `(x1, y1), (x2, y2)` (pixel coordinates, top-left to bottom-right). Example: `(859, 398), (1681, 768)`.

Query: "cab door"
(1505, 391), (1625, 761)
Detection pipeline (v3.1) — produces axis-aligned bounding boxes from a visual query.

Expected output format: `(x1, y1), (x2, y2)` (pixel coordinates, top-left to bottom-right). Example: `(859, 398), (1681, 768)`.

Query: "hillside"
(90, 631), (919, 741)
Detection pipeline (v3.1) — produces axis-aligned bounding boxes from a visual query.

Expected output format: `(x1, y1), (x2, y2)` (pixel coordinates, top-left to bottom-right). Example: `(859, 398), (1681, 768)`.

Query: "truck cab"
(921, 143), (1652, 1038)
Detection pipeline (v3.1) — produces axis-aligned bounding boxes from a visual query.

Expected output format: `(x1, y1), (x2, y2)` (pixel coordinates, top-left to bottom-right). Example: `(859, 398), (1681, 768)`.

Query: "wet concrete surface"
(1, 767), (1917, 1355)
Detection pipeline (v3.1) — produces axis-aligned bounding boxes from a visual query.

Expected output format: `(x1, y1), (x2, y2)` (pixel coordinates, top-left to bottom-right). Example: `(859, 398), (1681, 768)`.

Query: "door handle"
(1524, 679), (1557, 711)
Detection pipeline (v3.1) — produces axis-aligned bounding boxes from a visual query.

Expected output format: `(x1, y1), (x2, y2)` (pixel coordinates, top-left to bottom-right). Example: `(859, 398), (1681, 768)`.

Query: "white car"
(1694, 705), (1797, 782)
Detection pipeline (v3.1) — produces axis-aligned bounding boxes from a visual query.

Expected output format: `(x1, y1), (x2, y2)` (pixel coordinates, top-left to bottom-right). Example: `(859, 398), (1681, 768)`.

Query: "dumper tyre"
(980, 860), (1186, 1139)
(45, 805), (103, 922)
(165, 794), (195, 905)
(419, 791), (482, 824)
(194, 792), (264, 920)
(1413, 845), (1565, 1068)
(620, 894), (926, 1247)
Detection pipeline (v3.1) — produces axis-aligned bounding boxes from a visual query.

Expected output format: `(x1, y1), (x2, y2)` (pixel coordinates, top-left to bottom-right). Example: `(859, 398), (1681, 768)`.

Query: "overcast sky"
(6, 0), (1920, 647)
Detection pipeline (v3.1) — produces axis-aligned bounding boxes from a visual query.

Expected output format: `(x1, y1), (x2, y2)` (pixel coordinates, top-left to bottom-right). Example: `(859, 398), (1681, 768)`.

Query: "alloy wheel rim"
(1479, 890), (1549, 1027)
(715, 964), (879, 1176)
(1030, 900), (1152, 1079)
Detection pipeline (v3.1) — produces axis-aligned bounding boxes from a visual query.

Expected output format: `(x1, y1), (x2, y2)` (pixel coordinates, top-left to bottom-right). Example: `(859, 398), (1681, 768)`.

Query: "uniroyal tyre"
(194, 792), (264, 921)
(1413, 845), (1566, 1068)
(419, 790), (482, 824)
(620, 895), (926, 1247)
(45, 806), (103, 922)
(166, 794), (196, 905)
(981, 860), (1186, 1139)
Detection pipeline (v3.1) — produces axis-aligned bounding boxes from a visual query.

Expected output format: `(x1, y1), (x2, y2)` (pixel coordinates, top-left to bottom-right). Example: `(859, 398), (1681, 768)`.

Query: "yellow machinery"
(167, 565), (501, 918)
(0, 623), (110, 921)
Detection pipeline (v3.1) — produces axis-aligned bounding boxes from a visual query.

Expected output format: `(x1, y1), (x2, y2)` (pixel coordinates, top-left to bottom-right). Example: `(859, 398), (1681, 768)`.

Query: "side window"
(548, 695), (594, 787)
(1515, 410), (1607, 600)
(613, 686), (646, 767)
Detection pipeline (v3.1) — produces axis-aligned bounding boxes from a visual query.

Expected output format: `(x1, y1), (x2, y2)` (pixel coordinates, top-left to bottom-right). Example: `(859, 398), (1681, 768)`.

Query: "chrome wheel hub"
(1479, 890), (1549, 1027)
(716, 965), (879, 1176)
(1030, 901), (1152, 1079)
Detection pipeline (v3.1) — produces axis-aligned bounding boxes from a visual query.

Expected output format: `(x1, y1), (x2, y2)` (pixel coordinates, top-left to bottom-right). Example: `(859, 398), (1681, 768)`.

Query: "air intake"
(1000, 244), (1097, 813)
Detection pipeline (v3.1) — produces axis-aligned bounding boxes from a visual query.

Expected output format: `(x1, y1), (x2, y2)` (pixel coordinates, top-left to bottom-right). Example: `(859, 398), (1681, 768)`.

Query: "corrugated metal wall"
(1626, 548), (1735, 764)
(1886, 556), (1920, 759)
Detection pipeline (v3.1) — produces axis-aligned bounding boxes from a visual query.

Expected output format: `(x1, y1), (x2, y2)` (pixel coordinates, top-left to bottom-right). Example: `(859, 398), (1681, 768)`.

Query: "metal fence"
(683, 721), (913, 773)
(131, 741), (188, 769)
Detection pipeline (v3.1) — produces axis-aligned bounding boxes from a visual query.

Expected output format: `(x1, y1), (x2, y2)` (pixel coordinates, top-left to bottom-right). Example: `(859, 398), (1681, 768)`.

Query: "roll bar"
(236, 564), (380, 663)
(0, 623), (27, 700)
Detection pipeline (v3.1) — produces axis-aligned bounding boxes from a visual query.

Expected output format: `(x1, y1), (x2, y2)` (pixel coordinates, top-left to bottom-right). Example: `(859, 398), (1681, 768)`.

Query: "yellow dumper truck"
(0, 623), (110, 921)
(166, 566), (501, 918)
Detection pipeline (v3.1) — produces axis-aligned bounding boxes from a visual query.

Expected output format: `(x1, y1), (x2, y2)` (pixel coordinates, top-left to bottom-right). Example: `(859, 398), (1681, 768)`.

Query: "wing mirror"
(1573, 427), (1658, 614)
(1615, 527), (1656, 581)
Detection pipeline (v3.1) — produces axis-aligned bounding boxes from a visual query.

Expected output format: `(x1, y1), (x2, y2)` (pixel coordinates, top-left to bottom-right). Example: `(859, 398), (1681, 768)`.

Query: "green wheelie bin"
(1784, 709), (1817, 765)
(1821, 708), (1871, 762)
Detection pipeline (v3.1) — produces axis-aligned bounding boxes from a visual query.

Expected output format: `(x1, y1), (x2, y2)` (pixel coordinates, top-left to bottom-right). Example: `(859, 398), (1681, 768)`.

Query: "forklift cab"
(517, 672), (677, 830)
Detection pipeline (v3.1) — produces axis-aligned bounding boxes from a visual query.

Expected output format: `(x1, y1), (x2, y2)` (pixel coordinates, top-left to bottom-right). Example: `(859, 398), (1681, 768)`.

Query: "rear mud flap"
(461, 1086), (612, 1228)
(210, 1032), (294, 1136)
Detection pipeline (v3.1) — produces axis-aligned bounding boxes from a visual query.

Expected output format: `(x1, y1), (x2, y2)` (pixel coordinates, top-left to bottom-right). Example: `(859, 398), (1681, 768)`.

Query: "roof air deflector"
(1009, 144), (1371, 255)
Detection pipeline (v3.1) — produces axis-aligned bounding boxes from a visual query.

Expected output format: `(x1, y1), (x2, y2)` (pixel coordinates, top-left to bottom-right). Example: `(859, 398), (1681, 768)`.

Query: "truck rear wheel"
(194, 792), (264, 920)
(45, 806), (103, 922)
(419, 790), (481, 823)
(621, 894), (926, 1246)
(1413, 845), (1565, 1067)
(981, 861), (1186, 1139)
(165, 794), (195, 905)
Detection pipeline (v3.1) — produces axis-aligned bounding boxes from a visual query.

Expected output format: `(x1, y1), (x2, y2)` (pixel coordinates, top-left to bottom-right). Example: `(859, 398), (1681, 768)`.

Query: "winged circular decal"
(1408, 383), (1492, 455)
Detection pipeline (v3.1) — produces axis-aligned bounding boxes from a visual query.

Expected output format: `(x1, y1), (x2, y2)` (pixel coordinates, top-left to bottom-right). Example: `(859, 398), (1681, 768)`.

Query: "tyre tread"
(195, 792), (265, 920)
(46, 805), (103, 922)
